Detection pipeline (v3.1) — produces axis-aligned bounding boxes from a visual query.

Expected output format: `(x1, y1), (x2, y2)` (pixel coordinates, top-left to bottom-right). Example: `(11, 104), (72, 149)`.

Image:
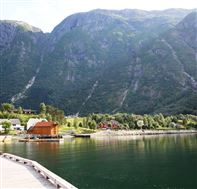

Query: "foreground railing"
(2, 153), (78, 189)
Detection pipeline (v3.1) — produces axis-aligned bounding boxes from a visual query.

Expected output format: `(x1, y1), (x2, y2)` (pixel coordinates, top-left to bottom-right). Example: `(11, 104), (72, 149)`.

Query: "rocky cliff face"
(176, 12), (197, 49)
(0, 21), (42, 53)
(0, 21), (45, 103)
(0, 9), (196, 115)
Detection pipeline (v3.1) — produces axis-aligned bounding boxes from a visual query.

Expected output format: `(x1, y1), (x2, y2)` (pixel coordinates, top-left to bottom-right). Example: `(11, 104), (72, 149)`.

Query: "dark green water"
(0, 134), (197, 189)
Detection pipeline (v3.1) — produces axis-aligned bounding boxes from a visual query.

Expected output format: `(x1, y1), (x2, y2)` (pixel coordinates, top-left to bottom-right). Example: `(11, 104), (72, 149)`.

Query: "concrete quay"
(0, 153), (77, 189)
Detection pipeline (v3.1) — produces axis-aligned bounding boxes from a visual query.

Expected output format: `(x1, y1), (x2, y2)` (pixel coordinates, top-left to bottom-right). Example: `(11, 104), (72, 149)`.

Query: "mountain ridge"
(0, 9), (196, 115)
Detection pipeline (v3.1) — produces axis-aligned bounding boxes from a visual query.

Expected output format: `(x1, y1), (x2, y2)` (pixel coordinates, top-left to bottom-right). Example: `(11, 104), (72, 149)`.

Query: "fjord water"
(1, 134), (197, 189)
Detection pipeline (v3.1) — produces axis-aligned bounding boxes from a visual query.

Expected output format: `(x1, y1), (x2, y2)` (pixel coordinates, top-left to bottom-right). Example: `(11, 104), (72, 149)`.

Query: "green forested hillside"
(0, 9), (196, 115)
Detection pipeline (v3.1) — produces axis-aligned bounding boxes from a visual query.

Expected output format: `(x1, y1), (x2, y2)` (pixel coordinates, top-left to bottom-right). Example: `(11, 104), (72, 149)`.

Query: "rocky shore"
(0, 135), (12, 142)
(91, 129), (197, 137)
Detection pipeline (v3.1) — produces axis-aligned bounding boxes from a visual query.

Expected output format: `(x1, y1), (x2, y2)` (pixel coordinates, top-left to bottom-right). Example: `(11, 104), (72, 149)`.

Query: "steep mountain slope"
(0, 9), (196, 115)
(123, 11), (197, 115)
(0, 20), (45, 103)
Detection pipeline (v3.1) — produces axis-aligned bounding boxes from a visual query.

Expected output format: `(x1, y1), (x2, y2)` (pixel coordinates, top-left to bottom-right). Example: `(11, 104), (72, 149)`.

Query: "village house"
(98, 120), (120, 130)
(13, 109), (37, 114)
(0, 119), (24, 131)
(27, 121), (59, 136)
(23, 109), (37, 114)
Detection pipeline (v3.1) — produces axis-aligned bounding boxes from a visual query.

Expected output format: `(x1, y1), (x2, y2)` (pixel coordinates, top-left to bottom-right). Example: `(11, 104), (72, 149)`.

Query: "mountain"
(0, 20), (45, 103)
(0, 9), (196, 115)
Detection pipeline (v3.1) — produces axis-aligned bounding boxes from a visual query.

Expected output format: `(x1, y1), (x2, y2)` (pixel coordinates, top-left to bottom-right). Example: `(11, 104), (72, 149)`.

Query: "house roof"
(23, 109), (37, 112)
(0, 119), (20, 125)
(27, 118), (47, 126)
(27, 118), (47, 130)
(35, 121), (57, 127)
(10, 119), (21, 125)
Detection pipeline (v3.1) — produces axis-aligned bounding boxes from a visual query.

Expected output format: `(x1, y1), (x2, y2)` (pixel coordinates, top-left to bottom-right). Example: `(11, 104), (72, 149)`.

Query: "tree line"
(0, 103), (197, 131)
(64, 113), (197, 130)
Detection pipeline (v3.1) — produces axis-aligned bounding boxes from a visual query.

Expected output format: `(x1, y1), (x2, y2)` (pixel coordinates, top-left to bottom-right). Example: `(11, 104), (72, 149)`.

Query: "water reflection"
(89, 134), (197, 153)
(0, 134), (196, 189)
(1, 134), (197, 158)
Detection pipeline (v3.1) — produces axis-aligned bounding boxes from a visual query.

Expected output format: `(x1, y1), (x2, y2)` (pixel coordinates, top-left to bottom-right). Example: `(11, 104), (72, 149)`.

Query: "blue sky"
(0, 0), (196, 32)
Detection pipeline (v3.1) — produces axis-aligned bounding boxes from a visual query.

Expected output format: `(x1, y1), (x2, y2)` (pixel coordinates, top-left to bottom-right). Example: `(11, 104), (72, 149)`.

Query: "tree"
(83, 118), (87, 128)
(17, 106), (23, 114)
(46, 113), (52, 121)
(169, 122), (176, 128)
(165, 117), (172, 128)
(123, 123), (129, 130)
(40, 103), (46, 115)
(2, 121), (11, 134)
(46, 105), (65, 124)
(1, 103), (14, 112)
(129, 122), (135, 129)
(137, 120), (144, 130)
(89, 120), (97, 129)
(147, 116), (154, 129)
(143, 115), (149, 128)
(91, 114), (103, 123)
(78, 122), (83, 127)
(182, 118), (188, 126)
(73, 118), (78, 129)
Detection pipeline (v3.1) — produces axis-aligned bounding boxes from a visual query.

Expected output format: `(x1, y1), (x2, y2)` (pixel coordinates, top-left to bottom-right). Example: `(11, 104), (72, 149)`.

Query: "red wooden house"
(98, 120), (120, 130)
(27, 121), (59, 136)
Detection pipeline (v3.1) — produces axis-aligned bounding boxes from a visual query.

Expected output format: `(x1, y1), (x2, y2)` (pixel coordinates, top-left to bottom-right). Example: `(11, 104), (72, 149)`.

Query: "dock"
(74, 134), (90, 138)
(0, 153), (77, 189)
(19, 138), (64, 142)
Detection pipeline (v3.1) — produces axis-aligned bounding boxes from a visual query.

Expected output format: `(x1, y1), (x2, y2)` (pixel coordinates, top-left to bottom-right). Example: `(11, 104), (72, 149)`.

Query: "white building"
(0, 119), (24, 131)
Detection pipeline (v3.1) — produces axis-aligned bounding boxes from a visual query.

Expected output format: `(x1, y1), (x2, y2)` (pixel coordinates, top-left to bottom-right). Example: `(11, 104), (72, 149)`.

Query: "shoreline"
(0, 135), (12, 142)
(91, 129), (197, 137)
(1, 129), (197, 141)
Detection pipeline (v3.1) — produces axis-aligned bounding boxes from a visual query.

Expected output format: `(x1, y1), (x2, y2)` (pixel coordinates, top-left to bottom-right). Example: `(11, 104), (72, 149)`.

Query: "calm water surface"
(0, 134), (197, 189)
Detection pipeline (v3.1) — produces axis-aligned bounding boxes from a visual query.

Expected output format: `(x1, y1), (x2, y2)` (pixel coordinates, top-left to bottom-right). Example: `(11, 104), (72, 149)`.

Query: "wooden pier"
(0, 153), (77, 189)
(18, 138), (64, 142)
(74, 134), (90, 138)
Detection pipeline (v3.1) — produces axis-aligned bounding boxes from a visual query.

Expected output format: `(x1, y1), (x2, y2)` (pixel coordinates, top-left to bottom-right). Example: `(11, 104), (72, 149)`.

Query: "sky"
(0, 0), (196, 32)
